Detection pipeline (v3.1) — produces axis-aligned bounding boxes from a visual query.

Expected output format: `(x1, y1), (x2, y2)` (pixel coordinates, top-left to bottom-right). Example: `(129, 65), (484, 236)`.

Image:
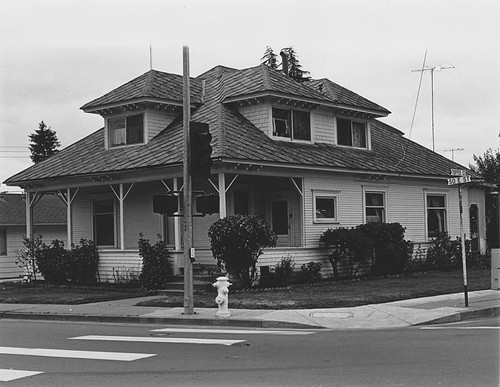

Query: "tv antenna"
(412, 64), (455, 152)
(444, 147), (464, 161)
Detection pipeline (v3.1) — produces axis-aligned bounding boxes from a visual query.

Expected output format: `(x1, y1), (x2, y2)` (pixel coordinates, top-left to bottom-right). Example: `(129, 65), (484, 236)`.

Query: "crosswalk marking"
(150, 328), (316, 335)
(0, 346), (155, 361)
(69, 335), (246, 346)
(0, 369), (43, 382)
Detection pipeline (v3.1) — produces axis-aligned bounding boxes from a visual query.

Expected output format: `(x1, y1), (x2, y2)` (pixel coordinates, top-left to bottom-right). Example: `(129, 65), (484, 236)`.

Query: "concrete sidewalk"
(0, 290), (498, 330)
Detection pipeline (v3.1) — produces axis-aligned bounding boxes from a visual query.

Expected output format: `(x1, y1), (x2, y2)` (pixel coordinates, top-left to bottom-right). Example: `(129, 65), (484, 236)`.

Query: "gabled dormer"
(81, 70), (203, 150)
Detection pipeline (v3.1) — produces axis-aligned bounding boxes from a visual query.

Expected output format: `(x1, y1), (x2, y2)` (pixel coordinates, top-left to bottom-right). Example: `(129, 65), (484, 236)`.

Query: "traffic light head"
(190, 122), (213, 178)
(152, 195), (178, 216)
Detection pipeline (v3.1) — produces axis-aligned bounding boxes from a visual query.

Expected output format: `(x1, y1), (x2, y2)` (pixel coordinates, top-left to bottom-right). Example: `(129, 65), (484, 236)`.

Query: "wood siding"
(145, 109), (178, 142)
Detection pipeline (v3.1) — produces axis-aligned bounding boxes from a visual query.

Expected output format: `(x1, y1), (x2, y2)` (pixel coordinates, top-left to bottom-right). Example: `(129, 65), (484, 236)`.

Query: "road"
(0, 318), (498, 386)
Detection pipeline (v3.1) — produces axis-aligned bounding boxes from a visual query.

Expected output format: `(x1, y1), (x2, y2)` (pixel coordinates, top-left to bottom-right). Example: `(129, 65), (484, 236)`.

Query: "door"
(268, 192), (292, 247)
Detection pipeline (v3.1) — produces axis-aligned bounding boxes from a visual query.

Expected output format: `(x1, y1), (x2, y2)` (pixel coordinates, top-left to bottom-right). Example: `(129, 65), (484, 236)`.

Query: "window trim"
(336, 117), (370, 149)
(363, 189), (387, 223)
(92, 197), (117, 248)
(313, 190), (339, 224)
(271, 106), (312, 142)
(425, 192), (448, 239)
(105, 112), (145, 149)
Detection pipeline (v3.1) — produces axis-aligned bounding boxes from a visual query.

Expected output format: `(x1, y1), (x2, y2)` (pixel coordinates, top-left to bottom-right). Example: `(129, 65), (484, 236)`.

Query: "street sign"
(447, 175), (471, 185)
(450, 168), (467, 176)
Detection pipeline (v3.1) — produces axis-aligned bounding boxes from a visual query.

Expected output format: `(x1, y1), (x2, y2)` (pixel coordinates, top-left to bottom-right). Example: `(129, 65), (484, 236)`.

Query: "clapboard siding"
(146, 109), (177, 142)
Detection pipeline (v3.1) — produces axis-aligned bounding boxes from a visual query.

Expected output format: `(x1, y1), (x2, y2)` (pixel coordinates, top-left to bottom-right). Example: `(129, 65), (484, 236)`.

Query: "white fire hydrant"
(212, 276), (232, 318)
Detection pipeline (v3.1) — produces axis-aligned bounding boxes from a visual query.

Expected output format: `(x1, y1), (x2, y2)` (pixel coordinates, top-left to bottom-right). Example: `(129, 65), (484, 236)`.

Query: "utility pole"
(182, 46), (194, 314)
(444, 147), (464, 161)
(412, 65), (455, 152)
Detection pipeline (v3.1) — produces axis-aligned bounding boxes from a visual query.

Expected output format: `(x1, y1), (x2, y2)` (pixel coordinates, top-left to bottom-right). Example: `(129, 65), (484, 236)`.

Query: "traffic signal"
(196, 194), (219, 215)
(190, 122), (212, 178)
(152, 195), (178, 216)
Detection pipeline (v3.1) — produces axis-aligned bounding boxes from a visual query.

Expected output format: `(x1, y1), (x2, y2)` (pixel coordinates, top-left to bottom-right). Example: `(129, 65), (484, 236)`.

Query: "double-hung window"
(365, 192), (386, 223)
(313, 191), (339, 223)
(108, 114), (144, 147)
(272, 108), (311, 141)
(426, 194), (447, 238)
(337, 118), (367, 148)
(93, 199), (116, 247)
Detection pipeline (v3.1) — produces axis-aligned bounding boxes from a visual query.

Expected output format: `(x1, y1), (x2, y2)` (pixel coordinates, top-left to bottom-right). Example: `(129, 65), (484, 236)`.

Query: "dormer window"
(337, 118), (367, 148)
(272, 107), (311, 141)
(108, 114), (144, 147)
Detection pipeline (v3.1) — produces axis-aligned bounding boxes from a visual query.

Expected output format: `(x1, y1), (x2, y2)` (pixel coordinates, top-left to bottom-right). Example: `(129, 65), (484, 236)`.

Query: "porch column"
(110, 183), (134, 250)
(25, 191), (33, 238)
(57, 188), (79, 249)
(218, 173), (227, 218)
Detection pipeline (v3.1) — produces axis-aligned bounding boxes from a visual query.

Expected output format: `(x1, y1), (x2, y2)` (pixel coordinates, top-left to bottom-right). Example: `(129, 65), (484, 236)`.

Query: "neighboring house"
(0, 192), (66, 280)
(4, 63), (488, 281)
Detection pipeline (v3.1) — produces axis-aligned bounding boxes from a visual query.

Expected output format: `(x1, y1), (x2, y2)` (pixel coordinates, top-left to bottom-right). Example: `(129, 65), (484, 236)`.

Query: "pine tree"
(280, 47), (311, 83)
(28, 121), (60, 163)
(260, 46), (279, 69)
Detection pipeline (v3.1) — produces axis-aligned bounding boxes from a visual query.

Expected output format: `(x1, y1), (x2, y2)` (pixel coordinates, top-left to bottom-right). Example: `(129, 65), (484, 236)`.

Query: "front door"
(268, 192), (292, 247)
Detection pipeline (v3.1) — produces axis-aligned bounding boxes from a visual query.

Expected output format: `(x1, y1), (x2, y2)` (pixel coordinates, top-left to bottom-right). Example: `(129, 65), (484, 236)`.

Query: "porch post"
(66, 188), (72, 248)
(119, 183), (125, 250)
(25, 191), (33, 238)
(218, 172), (227, 218)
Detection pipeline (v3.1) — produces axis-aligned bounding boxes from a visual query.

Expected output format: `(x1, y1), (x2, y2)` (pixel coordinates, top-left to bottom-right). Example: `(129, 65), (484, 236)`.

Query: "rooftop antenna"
(444, 147), (464, 161)
(412, 63), (455, 152)
(149, 45), (153, 70)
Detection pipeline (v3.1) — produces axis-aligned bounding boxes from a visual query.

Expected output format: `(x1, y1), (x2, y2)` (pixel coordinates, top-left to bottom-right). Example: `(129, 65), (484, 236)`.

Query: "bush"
(138, 234), (173, 291)
(36, 239), (71, 284)
(15, 235), (44, 280)
(208, 215), (277, 288)
(274, 256), (295, 286)
(425, 232), (461, 271)
(359, 222), (414, 276)
(296, 261), (322, 284)
(68, 239), (99, 285)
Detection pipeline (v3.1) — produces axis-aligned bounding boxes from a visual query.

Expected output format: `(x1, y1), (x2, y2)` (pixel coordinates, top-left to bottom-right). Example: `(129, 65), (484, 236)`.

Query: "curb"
(414, 306), (500, 326)
(0, 311), (318, 330)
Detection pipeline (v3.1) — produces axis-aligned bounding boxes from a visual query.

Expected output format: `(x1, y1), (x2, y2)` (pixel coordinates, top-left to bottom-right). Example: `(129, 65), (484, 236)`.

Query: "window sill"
(313, 220), (340, 224)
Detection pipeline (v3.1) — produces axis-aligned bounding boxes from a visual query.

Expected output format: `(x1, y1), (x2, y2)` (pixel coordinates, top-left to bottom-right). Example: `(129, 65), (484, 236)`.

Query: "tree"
(28, 121), (60, 163)
(260, 46), (311, 82)
(260, 46), (279, 69)
(471, 147), (500, 248)
(208, 215), (277, 288)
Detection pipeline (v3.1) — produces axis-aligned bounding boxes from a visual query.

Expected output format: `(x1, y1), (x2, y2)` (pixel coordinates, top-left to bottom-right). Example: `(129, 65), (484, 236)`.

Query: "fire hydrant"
(212, 276), (232, 318)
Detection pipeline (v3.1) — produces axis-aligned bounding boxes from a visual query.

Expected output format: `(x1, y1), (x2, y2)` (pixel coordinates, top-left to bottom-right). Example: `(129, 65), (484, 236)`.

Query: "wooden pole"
(183, 46), (194, 314)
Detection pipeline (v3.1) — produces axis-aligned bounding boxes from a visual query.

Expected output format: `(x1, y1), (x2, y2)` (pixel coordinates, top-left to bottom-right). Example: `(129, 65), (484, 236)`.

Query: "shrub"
(425, 232), (460, 271)
(320, 227), (372, 280)
(208, 215), (277, 288)
(138, 234), (173, 291)
(36, 239), (71, 284)
(68, 239), (99, 285)
(296, 261), (322, 283)
(359, 222), (414, 276)
(274, 256), (295, 286)
(15, 235), (44, 280)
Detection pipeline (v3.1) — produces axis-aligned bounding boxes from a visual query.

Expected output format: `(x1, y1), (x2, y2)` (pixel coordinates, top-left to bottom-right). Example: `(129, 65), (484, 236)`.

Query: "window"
(427, 194), (447, 238)
(337, 118), (367, 148)
(0, 229), (6, 255)
(108, 114), (144, 147)
(365, 192), (385, 223)
(93, 199), (116, 247)
(272, 108), (311, 141)
(313, 191), (338, 223)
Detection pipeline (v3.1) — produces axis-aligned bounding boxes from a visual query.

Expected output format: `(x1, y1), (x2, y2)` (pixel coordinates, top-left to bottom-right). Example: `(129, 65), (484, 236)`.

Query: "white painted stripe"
(69, 335), (245, 346)
(0, 369), (43, 382)
(420, 327), (500, 330)
(151, 328), (316, 335)
(0, 346), (155, 361)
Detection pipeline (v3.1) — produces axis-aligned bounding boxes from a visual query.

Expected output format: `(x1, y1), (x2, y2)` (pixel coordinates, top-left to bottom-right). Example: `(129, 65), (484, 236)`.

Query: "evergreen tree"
(28, 121), (60, 163)
(260, 46), (279, 69)
(280, 46), (311, 83)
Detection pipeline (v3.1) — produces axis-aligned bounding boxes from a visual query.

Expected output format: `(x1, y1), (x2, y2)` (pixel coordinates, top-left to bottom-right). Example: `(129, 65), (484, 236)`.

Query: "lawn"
(0, 269), (491, 309)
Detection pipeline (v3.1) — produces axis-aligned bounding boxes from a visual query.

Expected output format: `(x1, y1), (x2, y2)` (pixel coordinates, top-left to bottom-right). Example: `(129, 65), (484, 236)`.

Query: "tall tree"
(260, 46), (279, 69)
(280, 47), (311, 83)
(471, 147), (500, 248)
(28, 121), (60, 163)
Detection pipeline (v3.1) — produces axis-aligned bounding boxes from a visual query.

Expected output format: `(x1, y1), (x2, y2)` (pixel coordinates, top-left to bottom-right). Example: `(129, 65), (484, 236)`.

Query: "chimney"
(279, 50), (289, 76)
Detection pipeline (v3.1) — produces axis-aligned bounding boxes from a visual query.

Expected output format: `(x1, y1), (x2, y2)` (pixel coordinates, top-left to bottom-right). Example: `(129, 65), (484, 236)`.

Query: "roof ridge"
(144, 69), (156, 96)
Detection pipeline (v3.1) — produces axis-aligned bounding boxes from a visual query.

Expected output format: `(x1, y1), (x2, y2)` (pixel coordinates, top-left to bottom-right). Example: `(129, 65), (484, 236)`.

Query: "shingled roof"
(0, 193), (66, 225)
(4, 64), (478, 187)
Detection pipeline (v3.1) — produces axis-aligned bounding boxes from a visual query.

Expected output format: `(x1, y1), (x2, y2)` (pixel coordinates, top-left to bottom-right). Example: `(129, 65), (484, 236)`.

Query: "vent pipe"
(279, 50), (289, 76)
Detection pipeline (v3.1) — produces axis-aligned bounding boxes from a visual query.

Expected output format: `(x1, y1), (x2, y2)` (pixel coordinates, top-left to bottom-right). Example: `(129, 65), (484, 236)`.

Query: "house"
(0, 192), (66, 280)
(4, 63), (487, 281)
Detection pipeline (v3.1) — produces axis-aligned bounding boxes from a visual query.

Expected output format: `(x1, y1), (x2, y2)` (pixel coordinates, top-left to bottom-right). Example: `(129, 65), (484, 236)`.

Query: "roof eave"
(81, 97), (200, 114)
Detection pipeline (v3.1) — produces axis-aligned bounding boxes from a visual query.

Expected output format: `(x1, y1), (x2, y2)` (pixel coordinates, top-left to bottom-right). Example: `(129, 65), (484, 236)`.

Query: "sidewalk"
(0, 290), (498, 330)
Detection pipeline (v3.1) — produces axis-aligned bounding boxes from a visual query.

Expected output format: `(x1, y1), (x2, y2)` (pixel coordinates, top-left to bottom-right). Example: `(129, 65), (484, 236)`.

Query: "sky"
(1, 0), (499, 192)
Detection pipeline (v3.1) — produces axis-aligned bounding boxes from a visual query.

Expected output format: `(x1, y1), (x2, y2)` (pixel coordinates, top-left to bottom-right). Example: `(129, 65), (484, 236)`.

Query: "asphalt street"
(1, 318), (498, 386)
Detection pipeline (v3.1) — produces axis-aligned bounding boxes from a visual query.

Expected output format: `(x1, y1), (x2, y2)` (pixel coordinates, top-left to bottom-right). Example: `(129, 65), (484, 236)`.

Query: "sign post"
(448, 169), (470, 306)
